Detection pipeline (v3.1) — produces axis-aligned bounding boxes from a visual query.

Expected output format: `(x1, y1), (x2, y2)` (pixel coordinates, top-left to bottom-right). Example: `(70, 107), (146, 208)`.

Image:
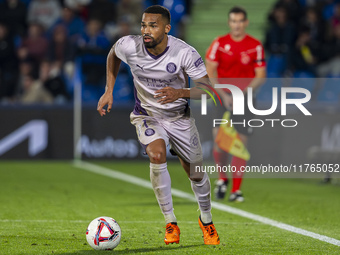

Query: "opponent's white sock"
(191, 172), (212, 224)
(150, 162), (177, 224)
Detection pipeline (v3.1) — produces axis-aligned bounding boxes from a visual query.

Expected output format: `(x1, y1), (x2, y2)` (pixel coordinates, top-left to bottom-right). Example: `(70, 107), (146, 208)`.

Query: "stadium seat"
(292, 71), (315, 79)
(322, 3), (336, 20)
(77, 53), (107, 102)
(317, 89), (339, 103)
(72, 55), (134, 103)
(112, 63), (134, 104)
(288, 71), (316, 99)
(160, 0), (186, 37)
(21, 0), (32, 6)
(317, 78), (340, 104)
(256, 78), (282, 102)
(70, 56), (104, 102)
(298, 0), (307, 7)
(266, 55), (287, 77)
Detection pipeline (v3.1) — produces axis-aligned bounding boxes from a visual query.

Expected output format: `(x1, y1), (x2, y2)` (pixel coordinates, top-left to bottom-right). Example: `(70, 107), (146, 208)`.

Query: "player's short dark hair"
(229, 6), (247, 20)
(144, 5), (171, 24)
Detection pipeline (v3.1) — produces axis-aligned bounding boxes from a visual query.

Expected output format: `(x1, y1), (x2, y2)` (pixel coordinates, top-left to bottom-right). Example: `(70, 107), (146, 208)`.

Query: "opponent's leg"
(147, 139), (179, 244)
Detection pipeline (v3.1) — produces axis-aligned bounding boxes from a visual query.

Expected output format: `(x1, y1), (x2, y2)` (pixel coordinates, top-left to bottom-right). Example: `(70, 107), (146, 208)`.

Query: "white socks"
(150, 163), (212, 224)
(150, 162), (176, 224)
(190, 172), (212, 224)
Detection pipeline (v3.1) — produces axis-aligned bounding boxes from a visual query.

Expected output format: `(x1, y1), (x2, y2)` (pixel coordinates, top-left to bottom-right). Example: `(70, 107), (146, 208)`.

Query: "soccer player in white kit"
(97, 5), (220, 245)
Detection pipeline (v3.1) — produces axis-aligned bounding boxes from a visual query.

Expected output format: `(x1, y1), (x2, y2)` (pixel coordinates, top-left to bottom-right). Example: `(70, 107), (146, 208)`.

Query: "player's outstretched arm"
(97, 44), (122, 116)
(154, 75), (212, 104)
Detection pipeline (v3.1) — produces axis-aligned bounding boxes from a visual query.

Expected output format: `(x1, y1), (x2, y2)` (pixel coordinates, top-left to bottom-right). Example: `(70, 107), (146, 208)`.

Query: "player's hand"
(154, 87), (181, 105)
(97, 92), (113, 116)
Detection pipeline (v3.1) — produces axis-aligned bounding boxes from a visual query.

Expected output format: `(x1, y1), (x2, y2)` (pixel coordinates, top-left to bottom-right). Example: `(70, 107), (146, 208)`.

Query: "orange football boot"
(198, 216), (220, 245)
(164, 222), (180, 245)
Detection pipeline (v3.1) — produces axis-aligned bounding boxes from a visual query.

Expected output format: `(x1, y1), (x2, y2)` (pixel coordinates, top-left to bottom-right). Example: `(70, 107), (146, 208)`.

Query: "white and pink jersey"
(114, 35), (207, 120)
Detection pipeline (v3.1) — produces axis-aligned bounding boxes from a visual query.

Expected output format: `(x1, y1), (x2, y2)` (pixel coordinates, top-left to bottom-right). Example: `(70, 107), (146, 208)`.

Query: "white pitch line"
(0, 220), (260, 225)
(73, 160), (340, 247)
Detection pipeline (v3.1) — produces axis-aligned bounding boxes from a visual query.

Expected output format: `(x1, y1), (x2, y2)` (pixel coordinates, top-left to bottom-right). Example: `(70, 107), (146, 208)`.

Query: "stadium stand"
(0, 0), (339, 105)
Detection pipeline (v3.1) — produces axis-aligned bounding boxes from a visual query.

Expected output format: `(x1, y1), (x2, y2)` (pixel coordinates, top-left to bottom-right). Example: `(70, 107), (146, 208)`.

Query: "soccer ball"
(86, 216), (121, 250)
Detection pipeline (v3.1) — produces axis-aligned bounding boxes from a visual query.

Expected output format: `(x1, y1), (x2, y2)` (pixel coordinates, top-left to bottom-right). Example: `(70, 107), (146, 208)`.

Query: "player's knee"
(148, 150), (166, 164)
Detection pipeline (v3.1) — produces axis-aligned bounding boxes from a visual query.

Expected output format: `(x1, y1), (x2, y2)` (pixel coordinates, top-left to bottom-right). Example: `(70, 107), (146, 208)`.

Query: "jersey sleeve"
(205, 37), (220, 62)
(182, 48), (207, 80)
(253, 43), (266, 68)
(114, 36), (134, 64)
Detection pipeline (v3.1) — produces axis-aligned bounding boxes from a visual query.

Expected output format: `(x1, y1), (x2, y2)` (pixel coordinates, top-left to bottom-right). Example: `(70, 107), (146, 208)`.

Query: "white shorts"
(130, 112), (203, 164)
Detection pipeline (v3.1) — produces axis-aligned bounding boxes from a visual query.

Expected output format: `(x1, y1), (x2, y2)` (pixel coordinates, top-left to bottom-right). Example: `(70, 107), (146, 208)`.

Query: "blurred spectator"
(47, 25), (76, 79)
(19, 58), (35, 77)
(290, 27), (318, 75)
(271, 0), (301, 24)
(64, 0), (91, 10)
(317, 24), (340, 77)
(116, 0), (143, 32)
(17, 23), (49, 67)
(0, 23), (19, 101)
(19, 73), (53, 104)
(64, 0), (91, 20)
(111, 16), (134, 43)
(49, 7), (85, 39)
(0, 0), (27, 38)
(39, 61), (69, 102)
(17, 57), (36, 94)
(109, 17), (134, 104)
(300, 7), (327, 45)
(76, 19), (110, 88)
(76, 19), (111, 52)
(265, 6), (297, 55)
(27, 0), (62, 30)
(88, 0), (117, 25)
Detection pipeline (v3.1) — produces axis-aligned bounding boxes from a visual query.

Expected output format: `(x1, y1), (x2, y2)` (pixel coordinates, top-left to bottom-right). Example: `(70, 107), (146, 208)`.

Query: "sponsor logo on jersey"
(194, 57), (204, 68)
(138, 76), (178, 88)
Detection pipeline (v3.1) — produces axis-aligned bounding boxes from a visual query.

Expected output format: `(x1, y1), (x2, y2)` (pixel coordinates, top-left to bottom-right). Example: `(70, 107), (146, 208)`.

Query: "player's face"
(141, 13), (170, 48)
(228, 13), (248, 38)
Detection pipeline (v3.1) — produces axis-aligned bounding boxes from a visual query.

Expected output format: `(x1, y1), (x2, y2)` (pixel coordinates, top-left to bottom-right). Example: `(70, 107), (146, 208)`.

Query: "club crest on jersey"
(190, 133), (199, 148)
(166, 62), (177, 73)
(241, 53), (250, 65)
(145, 128), (155, 136)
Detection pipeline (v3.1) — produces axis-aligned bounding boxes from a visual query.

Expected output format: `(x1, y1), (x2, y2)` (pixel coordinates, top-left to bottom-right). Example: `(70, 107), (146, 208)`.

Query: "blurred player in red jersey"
(205, 6), (266, 202)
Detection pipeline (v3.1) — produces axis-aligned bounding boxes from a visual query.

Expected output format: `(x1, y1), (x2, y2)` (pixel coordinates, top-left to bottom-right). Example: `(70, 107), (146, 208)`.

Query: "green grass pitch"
(0, 161), (339, 254)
